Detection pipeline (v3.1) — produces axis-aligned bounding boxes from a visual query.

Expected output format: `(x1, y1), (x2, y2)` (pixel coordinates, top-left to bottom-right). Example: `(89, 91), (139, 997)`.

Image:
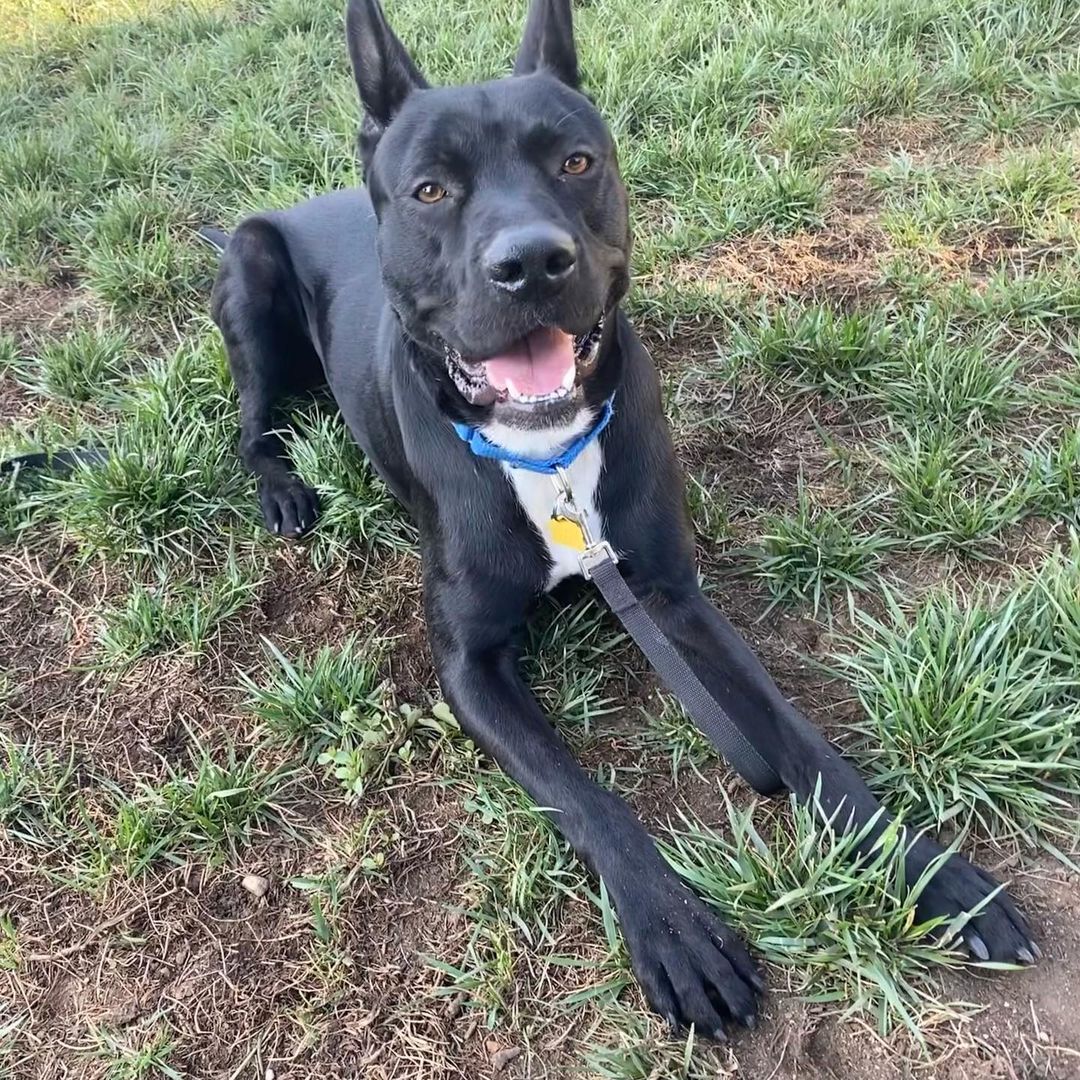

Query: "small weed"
(316, 703), (423, 799)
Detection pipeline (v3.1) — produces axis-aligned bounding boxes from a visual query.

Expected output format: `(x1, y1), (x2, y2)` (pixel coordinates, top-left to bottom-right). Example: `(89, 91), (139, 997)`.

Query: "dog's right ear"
(346, 0), (427, 136)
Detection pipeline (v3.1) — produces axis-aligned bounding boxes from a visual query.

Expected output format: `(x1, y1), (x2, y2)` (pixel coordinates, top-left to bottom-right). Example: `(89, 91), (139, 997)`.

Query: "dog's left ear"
(513, 0), (579, 89)
(346, 0), (428, 130)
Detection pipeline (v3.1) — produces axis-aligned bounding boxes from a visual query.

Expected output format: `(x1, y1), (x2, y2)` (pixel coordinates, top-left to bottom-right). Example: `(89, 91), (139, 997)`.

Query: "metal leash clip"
(551, 466), (618, 580)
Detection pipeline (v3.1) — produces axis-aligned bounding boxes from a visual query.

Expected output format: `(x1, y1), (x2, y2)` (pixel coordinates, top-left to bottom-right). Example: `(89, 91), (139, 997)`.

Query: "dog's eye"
(561, 153), (592, 176)
(415, 182), (447, 204)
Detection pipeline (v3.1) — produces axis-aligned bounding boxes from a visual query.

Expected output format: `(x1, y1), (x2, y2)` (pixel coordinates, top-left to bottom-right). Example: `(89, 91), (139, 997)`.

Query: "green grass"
(128, 740), (301, 860)
(4, 0), (1080, 1074)
(287, 409), (415, 567)
(835, 548), (1080, 845)
(242, 635), (390, 761)
(96, 555), (261, 666)
(89, 1021), (181, 1080)
(746, 484), (892, 615)
(662, 797), (970, 1039)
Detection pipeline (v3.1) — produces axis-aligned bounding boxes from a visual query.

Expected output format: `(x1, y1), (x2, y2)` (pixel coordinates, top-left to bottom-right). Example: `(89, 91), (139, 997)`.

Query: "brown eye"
(415, 182), (447, 204)
(561, 153), (592, 176)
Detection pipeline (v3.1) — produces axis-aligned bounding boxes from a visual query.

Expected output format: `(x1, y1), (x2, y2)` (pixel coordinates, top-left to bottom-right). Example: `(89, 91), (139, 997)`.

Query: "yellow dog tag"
(549, 514), (586, 551)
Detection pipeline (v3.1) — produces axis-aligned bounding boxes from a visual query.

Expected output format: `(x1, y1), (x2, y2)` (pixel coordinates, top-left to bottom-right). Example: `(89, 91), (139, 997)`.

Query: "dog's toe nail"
(1031, 941), (1043, 960)
(665, 1013), (679, 1037)
(742, 1013), (756, 1030)
(750, 971), (766, 993)
(712, 1026), (728, 1041)
(969, 934), (990, 961)
(1016, 946), (1035, 964)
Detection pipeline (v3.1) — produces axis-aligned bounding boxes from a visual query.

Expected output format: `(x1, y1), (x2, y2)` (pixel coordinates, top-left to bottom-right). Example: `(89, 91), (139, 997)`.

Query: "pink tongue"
(483, 327), (575, 397)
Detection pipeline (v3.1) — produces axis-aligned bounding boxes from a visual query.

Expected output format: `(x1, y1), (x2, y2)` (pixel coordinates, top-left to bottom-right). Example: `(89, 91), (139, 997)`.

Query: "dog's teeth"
(561, 364), (575, 391)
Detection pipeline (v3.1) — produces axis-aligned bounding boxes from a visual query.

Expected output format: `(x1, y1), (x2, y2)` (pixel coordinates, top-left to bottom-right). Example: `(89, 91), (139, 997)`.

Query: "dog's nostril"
(546, 246), (575, 279)
(488, 257), (524, 286)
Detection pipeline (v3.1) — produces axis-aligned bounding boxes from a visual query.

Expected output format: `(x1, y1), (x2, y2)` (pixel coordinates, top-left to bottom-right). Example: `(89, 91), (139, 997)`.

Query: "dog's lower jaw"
(441, 314), (605, 429)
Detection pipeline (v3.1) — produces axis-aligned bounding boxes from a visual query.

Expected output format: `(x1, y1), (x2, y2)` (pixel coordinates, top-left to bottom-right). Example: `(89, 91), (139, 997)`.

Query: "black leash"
(551, 468), (784, 796)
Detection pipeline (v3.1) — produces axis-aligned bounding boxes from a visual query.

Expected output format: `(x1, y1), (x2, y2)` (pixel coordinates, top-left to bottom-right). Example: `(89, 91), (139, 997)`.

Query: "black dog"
(206, 0), (1036, 1037)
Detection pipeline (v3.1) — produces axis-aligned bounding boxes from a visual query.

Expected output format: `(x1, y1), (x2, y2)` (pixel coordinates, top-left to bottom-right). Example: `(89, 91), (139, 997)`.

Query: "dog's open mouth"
(443, 317), (604, 409)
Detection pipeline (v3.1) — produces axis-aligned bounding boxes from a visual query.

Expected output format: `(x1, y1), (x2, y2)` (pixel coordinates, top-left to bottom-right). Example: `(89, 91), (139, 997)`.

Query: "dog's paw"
(618, 874), (762, 1040)
(259, 475), (320, 539)
(916, 849), (1037, 964)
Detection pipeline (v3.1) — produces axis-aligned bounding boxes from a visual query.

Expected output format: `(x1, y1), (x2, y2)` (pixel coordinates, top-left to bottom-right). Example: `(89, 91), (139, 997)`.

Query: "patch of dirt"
(669, 217), (891, 303)
(0, 279), (91, 350)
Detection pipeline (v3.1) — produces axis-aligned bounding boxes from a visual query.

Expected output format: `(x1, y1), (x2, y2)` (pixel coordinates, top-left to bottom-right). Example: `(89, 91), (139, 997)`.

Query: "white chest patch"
(481, 410), (606, 592)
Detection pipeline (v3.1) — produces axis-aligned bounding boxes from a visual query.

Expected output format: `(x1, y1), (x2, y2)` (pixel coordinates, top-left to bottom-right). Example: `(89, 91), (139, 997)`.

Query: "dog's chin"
(439, 316), (605, 430)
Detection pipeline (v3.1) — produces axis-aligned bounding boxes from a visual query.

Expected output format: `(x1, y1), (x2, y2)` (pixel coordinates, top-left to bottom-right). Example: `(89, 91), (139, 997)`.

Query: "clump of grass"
(834, 551), (1080, 845)
(875, 320), (1019, 429)
(637, 694), (716, 781)
(288, 410), (415, 567)
(38, 335), (244, 561)
(662, 797), (968, 1038)
(747, 484), (891, 614)
(0, 334), (17, 369)
(79, 185), (211, 317)
(585, 1003), (730, 1080)
(430, 770), (590, 1024)
(729, 305), (891, 395)
(0, 738), (78, 851)
(133, 741), (299, 858)
(1023, 426), (1080, 524)
(96, 555), (260, 666)
(243, 635), (389, 762)
(88, 1020), (181, 1080)
(14, 325), (130, 403)
(881, 146), (1080, 244)
(0, 185), (71, 278)
(880, 430), (1028, 550)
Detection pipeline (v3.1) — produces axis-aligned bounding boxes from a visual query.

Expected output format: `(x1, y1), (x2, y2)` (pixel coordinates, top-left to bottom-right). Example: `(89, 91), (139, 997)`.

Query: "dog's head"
(347, 0), (630, 429)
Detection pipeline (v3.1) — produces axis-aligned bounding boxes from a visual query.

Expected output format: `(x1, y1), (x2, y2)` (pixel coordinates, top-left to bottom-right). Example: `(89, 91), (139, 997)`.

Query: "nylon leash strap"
(552, 467), (784, 796)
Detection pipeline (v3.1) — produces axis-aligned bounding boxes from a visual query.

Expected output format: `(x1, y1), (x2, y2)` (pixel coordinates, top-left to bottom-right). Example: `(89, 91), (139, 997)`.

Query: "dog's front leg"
(636, 577), (1037, 965)
(424, 575), (762, 1036)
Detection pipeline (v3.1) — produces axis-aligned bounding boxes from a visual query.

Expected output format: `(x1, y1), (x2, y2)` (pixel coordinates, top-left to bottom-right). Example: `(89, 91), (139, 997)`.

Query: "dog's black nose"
(484, 225), (577, 297)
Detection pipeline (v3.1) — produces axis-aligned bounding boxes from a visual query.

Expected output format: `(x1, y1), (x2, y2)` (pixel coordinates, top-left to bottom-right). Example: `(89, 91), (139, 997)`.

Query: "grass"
(4, 0), (1080, 1075)
(12, 324), (131, 403)
(746, 483), (892, 616)
(835, 549), (1080, 846)
(243, 635), (391, 761)
(96, 553), (261, 665)
(661, 797), (969, 1039)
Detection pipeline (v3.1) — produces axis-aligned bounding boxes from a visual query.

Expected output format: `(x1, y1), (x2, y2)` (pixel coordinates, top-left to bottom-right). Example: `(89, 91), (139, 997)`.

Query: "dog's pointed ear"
(346, 0), (428, 130)
(513, 0), (579, 88)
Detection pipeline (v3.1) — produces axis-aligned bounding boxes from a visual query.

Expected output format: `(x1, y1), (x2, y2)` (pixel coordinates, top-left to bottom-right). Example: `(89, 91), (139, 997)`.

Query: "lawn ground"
(2, 0), (1080, 1077)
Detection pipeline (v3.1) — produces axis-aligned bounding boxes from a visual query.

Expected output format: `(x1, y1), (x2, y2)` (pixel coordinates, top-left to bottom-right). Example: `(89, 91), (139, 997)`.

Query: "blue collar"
(451, 397), (615, 474)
